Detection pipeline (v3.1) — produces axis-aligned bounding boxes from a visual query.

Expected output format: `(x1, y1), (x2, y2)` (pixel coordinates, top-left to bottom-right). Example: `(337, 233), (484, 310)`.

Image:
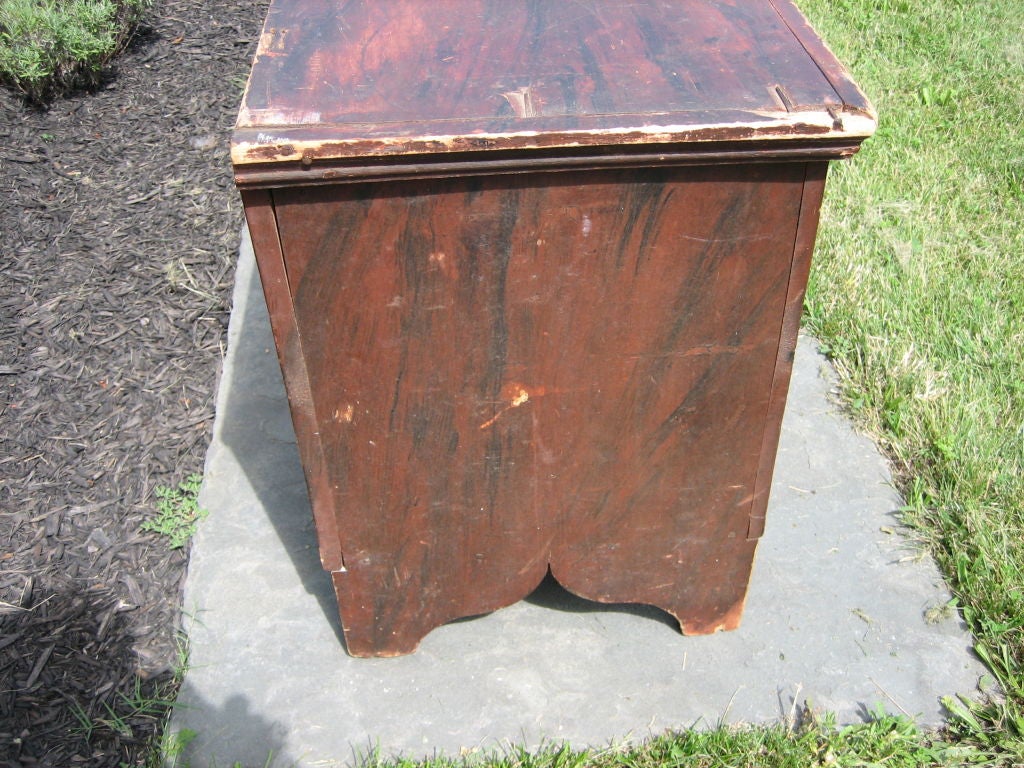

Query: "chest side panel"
(272, 163), (806, 648)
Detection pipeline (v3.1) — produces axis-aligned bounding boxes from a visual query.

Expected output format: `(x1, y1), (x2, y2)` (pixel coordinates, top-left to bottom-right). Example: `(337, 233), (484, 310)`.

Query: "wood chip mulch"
(1, 0), (269, 764)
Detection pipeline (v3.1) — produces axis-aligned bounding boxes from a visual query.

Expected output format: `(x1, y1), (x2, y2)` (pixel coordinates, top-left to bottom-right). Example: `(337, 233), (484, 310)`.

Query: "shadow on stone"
(217, 240), (345, 645)
(172, 686), (288, 768)
(524, 571), (679, 630)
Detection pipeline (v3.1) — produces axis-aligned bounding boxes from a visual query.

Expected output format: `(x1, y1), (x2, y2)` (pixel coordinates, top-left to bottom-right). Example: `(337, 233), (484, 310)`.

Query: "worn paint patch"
(232, 109), (877, 169)
(502, 86), (540, 118)
(479, 382), (546, 430)
(428, 251), (459, 280)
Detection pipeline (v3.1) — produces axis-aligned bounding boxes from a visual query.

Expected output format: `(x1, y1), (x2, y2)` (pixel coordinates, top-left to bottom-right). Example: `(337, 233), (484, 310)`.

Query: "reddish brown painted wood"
(244, 0), (839, 124)
(232, 0), (875, 173)
(232, 0), (875, 656)
(239, 190), (344, 572)
(269, 164), (806, 655)
(234, 140), (865, 190)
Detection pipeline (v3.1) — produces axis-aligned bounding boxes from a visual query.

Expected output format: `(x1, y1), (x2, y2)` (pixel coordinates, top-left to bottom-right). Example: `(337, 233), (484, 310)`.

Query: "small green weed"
(142, 474), (207, 549)
(160, 726), (198, 768)
(69, 699), (96, 742)
(139, 631), (195, 767)
(70, 676), (178, 757)
(0, 0), (151, 102)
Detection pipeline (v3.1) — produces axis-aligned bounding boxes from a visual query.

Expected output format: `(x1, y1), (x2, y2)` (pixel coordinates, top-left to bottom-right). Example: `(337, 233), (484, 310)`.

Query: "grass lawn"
(798, 0), (1024, 757)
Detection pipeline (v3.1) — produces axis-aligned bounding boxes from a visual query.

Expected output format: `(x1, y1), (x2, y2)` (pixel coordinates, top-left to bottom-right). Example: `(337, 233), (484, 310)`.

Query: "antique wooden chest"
(232, 0), (875, 657)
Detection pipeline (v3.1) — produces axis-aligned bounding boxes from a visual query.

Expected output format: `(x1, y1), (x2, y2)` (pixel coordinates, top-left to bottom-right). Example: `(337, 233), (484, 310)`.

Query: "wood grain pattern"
(232, 0), (875, 170)
(269, 163), (815, 655)
(241, 190), (345, 573)
(234, 0), (874, 656)
(244, 0), (841, 123)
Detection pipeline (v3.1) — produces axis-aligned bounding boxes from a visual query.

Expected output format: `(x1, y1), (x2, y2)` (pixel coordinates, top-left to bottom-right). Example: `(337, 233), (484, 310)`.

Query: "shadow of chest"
(233, 0), (875, 657)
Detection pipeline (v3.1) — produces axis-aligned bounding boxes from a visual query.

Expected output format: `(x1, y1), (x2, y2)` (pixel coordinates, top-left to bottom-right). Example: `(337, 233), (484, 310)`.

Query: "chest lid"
(233, 0), (875, 174)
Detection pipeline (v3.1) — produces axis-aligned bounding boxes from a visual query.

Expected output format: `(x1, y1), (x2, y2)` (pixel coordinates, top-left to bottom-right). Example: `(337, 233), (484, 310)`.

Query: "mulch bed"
(1, 0), (269, 764)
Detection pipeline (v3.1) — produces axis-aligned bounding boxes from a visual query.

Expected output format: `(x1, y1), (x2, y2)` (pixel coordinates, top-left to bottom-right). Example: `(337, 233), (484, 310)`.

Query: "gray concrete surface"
(170, 228), (984, 767)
